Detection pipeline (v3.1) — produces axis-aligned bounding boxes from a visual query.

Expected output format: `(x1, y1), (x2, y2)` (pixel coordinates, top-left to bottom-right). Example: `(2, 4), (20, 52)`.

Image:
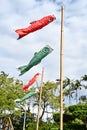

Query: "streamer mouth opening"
(46, 45), (54, 52)
(52, 14), (56, 20)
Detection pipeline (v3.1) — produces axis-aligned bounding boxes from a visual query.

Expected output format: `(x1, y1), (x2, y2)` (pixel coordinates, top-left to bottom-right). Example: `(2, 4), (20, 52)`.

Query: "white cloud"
(0, 0), (87, 85)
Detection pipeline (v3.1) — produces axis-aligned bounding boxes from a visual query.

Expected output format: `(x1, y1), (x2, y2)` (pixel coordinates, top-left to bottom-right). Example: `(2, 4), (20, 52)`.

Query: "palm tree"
(63, 77), (75, 105)
(79, 95), (87, 103)
(81, 74), (87, 89)
(72, 79), (82, 104)
(81, 74), (87, 81)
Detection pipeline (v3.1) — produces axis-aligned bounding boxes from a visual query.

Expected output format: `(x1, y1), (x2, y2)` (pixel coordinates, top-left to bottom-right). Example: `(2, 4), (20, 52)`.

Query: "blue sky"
(0, 0), (87, 84)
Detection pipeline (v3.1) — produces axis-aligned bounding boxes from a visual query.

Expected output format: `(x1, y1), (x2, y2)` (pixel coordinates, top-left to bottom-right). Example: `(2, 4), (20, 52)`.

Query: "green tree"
(0, 71), (24, 117)
(63, 77), (75, 105)
(79, 95), (87, 103)
(32, 81), (59, 121)
(53, 103), (87, 130)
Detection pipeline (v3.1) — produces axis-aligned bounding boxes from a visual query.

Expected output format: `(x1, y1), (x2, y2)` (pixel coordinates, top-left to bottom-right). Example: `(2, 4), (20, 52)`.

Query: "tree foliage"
(0, 71), (24, 117)
(0, 71), (87, 130)
(53, 103), (87, 130)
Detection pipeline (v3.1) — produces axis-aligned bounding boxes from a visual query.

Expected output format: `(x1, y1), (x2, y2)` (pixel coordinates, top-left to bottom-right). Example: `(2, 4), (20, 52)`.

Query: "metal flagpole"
(36, 67), (44, 130)
(23, 106), (26, 130)
(60, 6), (64, 130)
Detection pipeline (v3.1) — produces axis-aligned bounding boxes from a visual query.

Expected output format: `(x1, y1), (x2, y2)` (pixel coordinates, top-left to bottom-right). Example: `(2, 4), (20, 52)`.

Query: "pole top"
(61, 5), (64, 9)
